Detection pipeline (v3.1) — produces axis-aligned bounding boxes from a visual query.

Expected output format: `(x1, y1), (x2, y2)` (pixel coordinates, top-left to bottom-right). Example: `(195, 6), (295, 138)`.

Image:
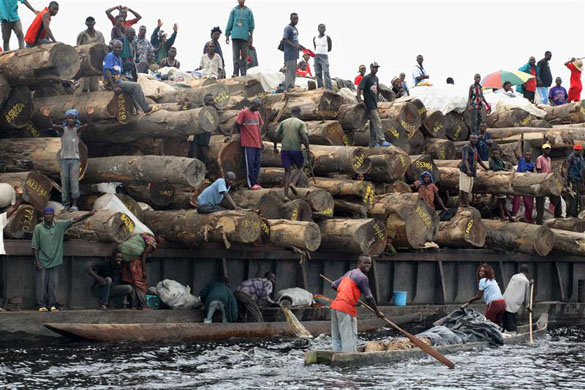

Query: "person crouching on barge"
(466, 263), (506, 326)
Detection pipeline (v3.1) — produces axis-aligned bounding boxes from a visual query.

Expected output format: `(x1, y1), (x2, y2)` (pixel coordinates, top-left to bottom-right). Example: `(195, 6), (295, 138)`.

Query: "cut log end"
(198, 106), (220, 133)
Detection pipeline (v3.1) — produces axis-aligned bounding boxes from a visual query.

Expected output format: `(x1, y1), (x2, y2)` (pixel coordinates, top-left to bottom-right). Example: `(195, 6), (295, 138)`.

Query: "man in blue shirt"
(197, 172), (240, 214)
(1, 0), (37, 50)
(225, 0), (254, 77)
(282, 12), (304, 90)
(548, 77), (568, 106)
(477, 122), (492, 161)
(103, 40), (158, 115)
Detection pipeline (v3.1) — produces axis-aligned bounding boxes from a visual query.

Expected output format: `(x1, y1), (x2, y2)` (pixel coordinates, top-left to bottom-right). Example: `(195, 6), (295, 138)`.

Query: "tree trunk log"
(5, 204), (36, 238)
(421, 109), (447, 138)
(84, 156), (205, 187)
(57, 210), (134, 243)
(483, 219), (554, 256)
(265, 219), (321, 251)
(333, 199), (368, 217)
(336, 104), (368, 130)
(437, 167), (563, 196)
(281, 198), (313, 221)
(435, 208), (485, 248)
(378, 101), (422, 133)
(258, 141), (315, 168)
(375, 181), (411, 195)
(85, 107), (218, 143)
(486, 107), (533, 128)
(538, 100), (585, 124)
(312, 177), (376, 209)
(2, 85), (32, 128)
(258, 167), (309, 188)
(156, 83), (231, 109)
(293, 187), (335, 216)
(125, 183), (178, 208)
(0, 74), (11, 106)
(74, 42), (108, 78)
(318, 218), (387, 255)
(0, 43), (80, 85)
(262, 89), (343, 121)
(362, 145), (411, 182)
(231, 189), (283, 219)
(216, 76), (265, 97)
(142, 209), (261, 246)
(310, 145), (371, 175)
(406, 155), (441, 184)
(352, 119), (423, 154)
(544, 218), (585, 233)
(424, 138), (456, 160)
(549, 228), (585, 256)
(0, 171), (52, 211)
(306, 120), (345, 146)
(398, 96), (427, 121)
(444, 112), (469, 142)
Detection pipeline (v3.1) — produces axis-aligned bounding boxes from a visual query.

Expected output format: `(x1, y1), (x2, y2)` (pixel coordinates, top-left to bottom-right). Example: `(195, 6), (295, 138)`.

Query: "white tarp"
(274, 287), (313, 307)
(156, 279), (202, 309)
(92, 193), (152, 235)
(247, 67), (285, 92)
(409, 84), (469, 115)
(484, 90), (547, 118)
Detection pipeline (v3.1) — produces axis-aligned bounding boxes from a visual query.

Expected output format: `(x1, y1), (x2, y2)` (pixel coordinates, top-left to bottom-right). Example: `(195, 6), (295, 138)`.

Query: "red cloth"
(525, 66), (537, 92)
(236, 108), (263, 148)
(485, 299), (506, 326)
(24, 7), (50, 45)
(122, 258), (147, 292)
(567, 63), (582, 102)
(331, 276), (362, 317)
(414, 181), (439, 210)
(512, 195), (534, 224)
(296, 62), (312, 78)
(354, 74), (363, 86)
(107, 13), (139, 27)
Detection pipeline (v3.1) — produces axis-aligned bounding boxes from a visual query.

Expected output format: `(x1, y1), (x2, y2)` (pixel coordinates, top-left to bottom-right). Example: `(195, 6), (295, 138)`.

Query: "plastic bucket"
(393, 291), (408, 306)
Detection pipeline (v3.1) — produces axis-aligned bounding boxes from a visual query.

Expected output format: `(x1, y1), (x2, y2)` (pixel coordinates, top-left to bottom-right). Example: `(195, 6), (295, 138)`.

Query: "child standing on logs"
(467, 74), (490, 136)
(42, 107), (94, 211)
(512, 140), (535, 223)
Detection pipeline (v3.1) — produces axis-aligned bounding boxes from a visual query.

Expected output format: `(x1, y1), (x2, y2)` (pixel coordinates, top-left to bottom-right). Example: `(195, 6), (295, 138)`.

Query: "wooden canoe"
(305, 313), (548, 367)
(44, 312), (424, 342)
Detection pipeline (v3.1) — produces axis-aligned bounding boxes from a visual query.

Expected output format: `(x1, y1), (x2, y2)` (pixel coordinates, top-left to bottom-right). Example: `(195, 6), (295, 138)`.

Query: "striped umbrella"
(481, 70), (535, 89)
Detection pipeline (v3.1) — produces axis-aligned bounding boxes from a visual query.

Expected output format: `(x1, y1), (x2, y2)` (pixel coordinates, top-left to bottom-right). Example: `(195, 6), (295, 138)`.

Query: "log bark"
(306, 120), (345, 146)
(421, 109), (447, 138)
(0, 43), (80, 85)
(156, 83), (231, 109)
(483, 219), (554, 256)
(74, 42), (108, 78)
(262, 89), (343, 121)
(142, 209), (262, 246)
(293, 187), (335, 216)
(544, 218), (585, 233)
(85, 107), (218, 143)
(435, 208), (486, 248)
(437, 167), (563, 196)
(444, 112), (469, 142)
(486, 126), (571, 139)
(216, 76), (265, 97)
(2, 85), (32, 128)
(424, 138), (456, 160)
(281, 198), (313, 221)
(378, 101), (422, 133)
(495, 130), (579, 150)
(318, 218), (387, 255)
(57, 210), (134, 243)
(375, 181), (411, 194)
(310, 145), (371, 175)
(538, 101), (585, 124)
(0, 137), (88, 179)
(84, 156), (205, 187)
(362, 145), (411, 182)
(406, 155), (441, 184)
(231, 189), (283, 219)
(258, 167), (309, 188)
(353, 119), (423, 154)
(5, 205), (36, 238)
(311, 177), (376, 209)
(486, 107), (533, 128)
(333, 199), (368, 217)
(336, 104), (368, 130)
(398, 96), (427, 121)
(550, 228), (585, 256)
(0, 74), (10, 106)
(0, 172), (52, 211)
(125, 183), (178, 207)
(265, 219), (321, 251)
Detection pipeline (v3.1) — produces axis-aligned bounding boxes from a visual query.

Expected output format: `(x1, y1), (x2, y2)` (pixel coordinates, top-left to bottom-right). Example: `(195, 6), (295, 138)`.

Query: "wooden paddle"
(529, 279), (535, 344)
(320, 274), (455, 369)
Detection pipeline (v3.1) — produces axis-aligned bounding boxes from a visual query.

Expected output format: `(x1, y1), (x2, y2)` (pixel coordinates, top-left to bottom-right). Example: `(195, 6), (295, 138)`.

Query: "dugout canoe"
(305, 313), (548, 367)
(44, 312), (424, 343)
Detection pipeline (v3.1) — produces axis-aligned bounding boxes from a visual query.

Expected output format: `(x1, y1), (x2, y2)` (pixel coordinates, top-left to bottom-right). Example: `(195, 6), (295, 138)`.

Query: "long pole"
(320, 274), (455, 369)
(529, 280), (535, 344)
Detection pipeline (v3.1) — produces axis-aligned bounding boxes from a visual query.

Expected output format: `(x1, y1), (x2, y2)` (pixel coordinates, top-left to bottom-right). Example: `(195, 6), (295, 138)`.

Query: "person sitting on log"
(511, 140), (535, 223)
(196, 172), (240, 214)
(159, 46), (180, 69)
(105, 5), (141, 29)
(399, 72), (409, 96)
(41, 107), (94, 212)
(24, 1), (58, 47)
(0, 186), (23, 256)
(411, 171), (447, 212)
(502, 264), (532, 334)
(548, 77), (568, 106)
(272, 106), (310, 200)
(103, 40), (160, 115)
(564, 144), (585, 217)
(488, 148), (515, 222)
(500, 81), (516, 98)
(199, 277), (238, 324)
(234, 272), (277, 322)
(1, 0), (38, 51)
(229, 98), (264, 190)
(391, 77), (408, 98)
(466, 263), (506, 327)
(86, 249), (132, 310)
(329, 255), (385, 352)
(458, 134), (488, 209)
(197, 41), (223, 79)
(136, 49), (156, 74)
(120, 26), (137, 81)
(564, 57), (582, 103)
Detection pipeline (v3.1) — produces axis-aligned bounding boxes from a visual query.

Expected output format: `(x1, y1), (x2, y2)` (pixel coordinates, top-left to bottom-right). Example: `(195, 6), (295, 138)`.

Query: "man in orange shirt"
(24, 1), (58, 47)
(329, 255), (384, 352)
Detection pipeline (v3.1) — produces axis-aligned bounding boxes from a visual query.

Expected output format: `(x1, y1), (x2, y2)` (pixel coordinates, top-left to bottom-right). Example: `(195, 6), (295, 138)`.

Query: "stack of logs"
(2, 42), (585, 259)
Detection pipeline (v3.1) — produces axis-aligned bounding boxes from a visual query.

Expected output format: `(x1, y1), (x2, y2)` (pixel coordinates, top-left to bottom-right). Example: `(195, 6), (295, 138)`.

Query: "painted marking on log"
(343, 134), (350, 146)
(291, 206), (299, 221)
(255, 92), (269, 99)
(321, 208), (333, 216)
(120, 214), (135, 233)
(387, 127), (400, 139)
(159, 190), (173, 197)
(243, 219), (261, 231)
(432, 124), (443, 134)
(318, 110), (338, 118)
(453, 125), (462, 139)
(25, 177), (48, 198)
(439, 149), (446, 160)
(415, 161), (433, 171)
(5, 102), (24, 123)
(415, 205), (432, 228)
(418, 107), (426, 115)
(398, 154), (407, 168)
(520, 115), (534, 126)
(353, 154), (366, 169)
(373, 222), (385, 241)
(465, 219), (474, 240)
(401, 120), (416, 133)
(24, 122), (39, 137)
(261, 220), (270, 235)
(22, 207), (35, 233)
(117, 94), (128, 122)
(214, 91), (230, 104)
(363, 185), (375, 207)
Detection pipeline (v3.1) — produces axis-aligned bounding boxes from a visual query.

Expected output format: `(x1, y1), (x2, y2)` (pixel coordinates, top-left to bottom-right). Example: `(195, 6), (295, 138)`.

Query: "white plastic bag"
(156, 279), (202, 310)
(275, 287), (313, 307)
(92, 193), (152, 235)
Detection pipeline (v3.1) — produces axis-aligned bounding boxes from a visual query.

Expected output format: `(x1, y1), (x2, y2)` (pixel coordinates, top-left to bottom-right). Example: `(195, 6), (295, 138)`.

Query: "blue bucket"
(393, 291), (408, 306)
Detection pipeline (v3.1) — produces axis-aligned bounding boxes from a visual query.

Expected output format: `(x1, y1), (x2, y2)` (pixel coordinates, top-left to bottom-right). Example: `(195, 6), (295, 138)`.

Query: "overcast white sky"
(11, 0), (585, 87)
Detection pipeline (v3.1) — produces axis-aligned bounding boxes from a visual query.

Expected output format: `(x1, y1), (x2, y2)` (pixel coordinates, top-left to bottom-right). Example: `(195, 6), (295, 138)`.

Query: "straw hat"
(574, 59), (583, 72)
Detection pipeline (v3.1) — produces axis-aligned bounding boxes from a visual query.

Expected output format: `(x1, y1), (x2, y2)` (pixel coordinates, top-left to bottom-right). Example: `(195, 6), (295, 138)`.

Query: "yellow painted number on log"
(261, 221), (270, 235)
(159, 190), (173, 197)
(415, 205), (432, 228)
(120, 214), (135, 233)
(401, 120), (415, 133)
(343, 134), (350, 146)
(322, 208), (333, 216)
(388, 127), (400, 139)
(419, 107), (426, 115)
(353, 155), (365, 169)
(439, 149), (445, 160)
(25, 177), (48, 198)
(520, 115), (534, 126)
(291, 206), (299, 221)
(373, 223), (385, 241)
(415, 161), (433, 171)
(318, 110), (338, 118)
(465, 219), (473, 239)
(214, 91), (230, 104)
(433, 124), (443, 134)
(22, 207), (34, 232)
(363, 185), (375, 207)
(454, 125), (462, 139)
(118, 94), (127, 122)
(243, 219), (261, 231)
(5, 103), (24, 123)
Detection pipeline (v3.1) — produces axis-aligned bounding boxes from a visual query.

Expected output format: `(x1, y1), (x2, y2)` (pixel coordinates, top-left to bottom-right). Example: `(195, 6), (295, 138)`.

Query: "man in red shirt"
(564, 58), (583, 103)
(230, 98), (264, 189)
(24, 1), (58, 47)
(518, 57), (539, 103)
(105, 5), (141, 28)
(329, 255), (384, 352)
(535, 143), (561, 224)
(354, 65), (365, 87)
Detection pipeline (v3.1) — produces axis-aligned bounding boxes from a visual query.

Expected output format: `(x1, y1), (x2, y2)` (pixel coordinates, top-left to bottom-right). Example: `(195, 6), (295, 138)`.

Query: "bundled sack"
(274, 287), (313, 307)
(156, 279), (202, 310)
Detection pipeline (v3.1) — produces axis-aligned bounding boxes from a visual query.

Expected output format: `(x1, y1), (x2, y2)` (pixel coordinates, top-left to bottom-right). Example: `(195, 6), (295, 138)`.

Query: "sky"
(10, 0), (585, 87)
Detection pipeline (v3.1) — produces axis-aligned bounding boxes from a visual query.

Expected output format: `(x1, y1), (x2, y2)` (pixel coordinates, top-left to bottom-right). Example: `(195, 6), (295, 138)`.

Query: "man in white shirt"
(502, 264), (532, 333)
(0, 186), (23, 256)
(411, 54), (429, 87)
(312, 23), (332, 90)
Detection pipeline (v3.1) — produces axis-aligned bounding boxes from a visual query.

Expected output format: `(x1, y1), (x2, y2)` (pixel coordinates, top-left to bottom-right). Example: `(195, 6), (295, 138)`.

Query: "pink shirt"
(536, 155), (552, 173)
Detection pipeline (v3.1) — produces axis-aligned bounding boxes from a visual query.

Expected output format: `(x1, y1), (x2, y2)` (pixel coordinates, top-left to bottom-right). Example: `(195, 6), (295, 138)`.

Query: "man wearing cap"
(564, 57), (582, 103)
(357, 62), (390, 147)
(32, 208), (93, 312)
(565, 144), (585, 217)
(354, 65), (365, 87)
(77, 17), (105, 92)
(535, 143), (561, 224)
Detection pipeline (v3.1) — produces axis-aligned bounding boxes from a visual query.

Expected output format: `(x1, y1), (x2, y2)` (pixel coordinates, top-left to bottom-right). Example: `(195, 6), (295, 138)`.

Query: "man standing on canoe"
(330, 255), (384, 352)
(502, 264), (532, 334)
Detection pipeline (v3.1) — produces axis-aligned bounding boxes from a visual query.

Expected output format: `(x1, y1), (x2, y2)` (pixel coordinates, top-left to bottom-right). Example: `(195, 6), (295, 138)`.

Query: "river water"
(0, 325), (584, 390)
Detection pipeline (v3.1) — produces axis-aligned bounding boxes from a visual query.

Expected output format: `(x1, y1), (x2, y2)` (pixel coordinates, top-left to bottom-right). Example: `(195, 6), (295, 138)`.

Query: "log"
(495, 130), (579, 149)
(281, 198), (313, 221)
(258, 167), (309, 188)
(306, 120), (345, 146)
(352, 119), (423, 154)
(258, 140), (315, 169)
(125, 183), (177, 208)
(231, 189), (283, 219)
(318, 218), (387, 255)
(74, 42), (108, 78)
(398, 96), (427, 121)
(486, 108), (533, 128)
(486, 126), (573, 139)
(406, 155), (441, 184)
(378, 101), (422, 133)
(424, 138), (456, 160)
(421, 109), (447, 138)
(85, 107), (218, 143)
(435, 208), (485, 248)
(550, 228), (585, 256)
(483, 219), (554, 256)
(216, 76), (265, 98)
(375, 181), (411, 194)
(142, 210), (261, 246)
(544, 218), (585, 233)
(0, 172), (52, 211)
(156, 83), (232, 109)
(311, 177), (376, 209)
(84, 156), (205, 187)
(538, 101), (585, 124)
(0, 74), (10, 106)
(0, 138), (88, 179)
(373, 193), (439, 249)
(293, 187), (335, 216)
(333, 199), (367, 217)
(112, 193), (144, 221)
(57, 210), (134, 243)
(265, 219), (321, 251)
(362, 145), (411, 182)
(5, 204), (36, 238)
(437, 167), (563, 196)
(444, 113), (469, 142)
(217, 109), (267, 136)
(262, 89), (343, 121)
(2, 85), (32, 128)
(310, 145), (371, 175)
(0, 43), (80, 85)
(336, 104), (368, 130)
